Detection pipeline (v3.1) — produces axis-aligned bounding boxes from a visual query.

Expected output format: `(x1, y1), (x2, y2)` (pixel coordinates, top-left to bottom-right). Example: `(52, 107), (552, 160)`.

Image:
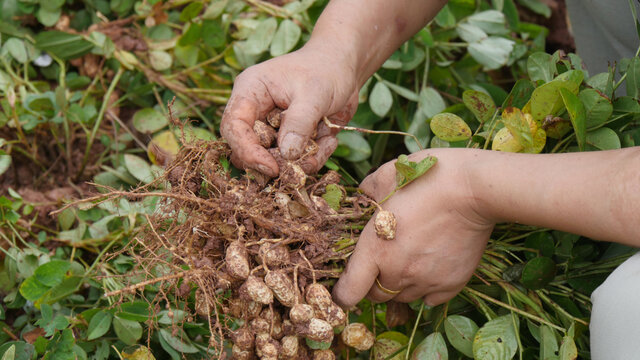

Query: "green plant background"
(1, 0), (640, 359)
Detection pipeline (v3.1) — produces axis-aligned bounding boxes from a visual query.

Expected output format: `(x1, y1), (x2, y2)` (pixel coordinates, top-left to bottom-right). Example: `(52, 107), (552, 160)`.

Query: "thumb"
(332, 224), (379, 308)
(278, 99), (325, 160)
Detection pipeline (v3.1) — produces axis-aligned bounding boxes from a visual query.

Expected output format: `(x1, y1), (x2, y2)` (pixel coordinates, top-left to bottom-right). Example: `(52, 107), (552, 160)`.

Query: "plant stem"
(463, 287), (565, 332)
(77, 67), (124, 180)
(405, 304), (424, 360)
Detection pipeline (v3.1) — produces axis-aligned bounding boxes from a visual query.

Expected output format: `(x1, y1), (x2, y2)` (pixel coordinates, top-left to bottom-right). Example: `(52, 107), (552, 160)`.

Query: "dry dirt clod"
(289, 304), (315, 324)
(226, 241), (251, 279)
(374, 210), (397, 241)
(341, 323), (375, 352)
(244, 276), (274, 305)
(264, 270), (297, 307)
(313, 349), (336, 360)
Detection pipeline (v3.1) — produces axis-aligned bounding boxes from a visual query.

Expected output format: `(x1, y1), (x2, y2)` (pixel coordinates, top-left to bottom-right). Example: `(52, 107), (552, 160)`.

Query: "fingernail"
(256, 164), (276, 177)
(280, 133), (305, 159)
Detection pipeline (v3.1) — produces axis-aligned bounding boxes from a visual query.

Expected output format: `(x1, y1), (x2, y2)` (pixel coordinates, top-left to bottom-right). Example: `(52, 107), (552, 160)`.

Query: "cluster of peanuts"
(222, 241), (375, 359)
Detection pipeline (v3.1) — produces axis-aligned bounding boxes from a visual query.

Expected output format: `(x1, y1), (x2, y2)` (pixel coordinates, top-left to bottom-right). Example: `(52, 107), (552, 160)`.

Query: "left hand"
(332, 149), (495, 307)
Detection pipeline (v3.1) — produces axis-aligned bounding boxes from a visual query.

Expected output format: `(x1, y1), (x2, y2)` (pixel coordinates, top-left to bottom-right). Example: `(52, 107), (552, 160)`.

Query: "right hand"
(220, 45), (360, 177)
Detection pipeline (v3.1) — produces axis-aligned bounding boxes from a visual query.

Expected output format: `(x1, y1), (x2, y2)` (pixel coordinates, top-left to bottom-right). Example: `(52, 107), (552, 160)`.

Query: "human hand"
(220, 45), (359, 177)
(332, 149), (495, 307)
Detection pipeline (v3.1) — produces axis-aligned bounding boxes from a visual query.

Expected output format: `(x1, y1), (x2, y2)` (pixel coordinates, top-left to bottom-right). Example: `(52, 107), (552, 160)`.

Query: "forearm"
(469, 148), (640, 245)
(305, 0), (448, 87)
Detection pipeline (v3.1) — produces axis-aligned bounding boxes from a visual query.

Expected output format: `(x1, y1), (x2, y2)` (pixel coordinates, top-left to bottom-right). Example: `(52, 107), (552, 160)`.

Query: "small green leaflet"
(395, 155), (438, 189)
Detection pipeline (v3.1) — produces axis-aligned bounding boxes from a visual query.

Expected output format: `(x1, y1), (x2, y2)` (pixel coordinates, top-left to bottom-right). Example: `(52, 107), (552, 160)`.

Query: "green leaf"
(179, 2), (203, 22)
(468, 37), (514, 70)
(539, 325), (558, 360)
(34, 260), (70, 287)
(527, 70), (584, 123)
(19, 276), (50, 301)
(435, 4), (456, 28)
(369, 81), (393, 117)
(405, 110), (430, 153)
(38, 275), (83, 305)
(36, 7), (61, 27)
(336, 132), (371, 162)
(585, 127), (621, 150)
(502, 79), (535, 109)
(270, 19), (301, 57)
(3, 38), (27, 63)
(492, 127), (523, 152)
(527, 52), (555, 83)
(0, 155), (11, 176)
(322, 184), (343, 212)
(1, 345), (14, 360)
(244, 17), (277, 55)
(116, 301), (150, 322)
(521, 257), (556, 290)
(473, 315), (519, 360)
(558, 336), (577, 360)
(374, 332), (408, 360)
(382, 80), (420, 102)
(87, 311), (113, 340)
(202, 20), (225, 49)
(419, 87), (446, 118)
(113, 317), (143, 346)
(305, 338), (331, 350)
(411, 332), (448, 360)
(559, 88), (586, 151)
(444, 315), (479, 358)
(463, 90), (496, 123)
(518, 0), (551, 17)
(430, 113), (472, 142)
(394, 154), (437, 189)
(524, 232), (555, 259)
(121, 345), (156, 360)
(133, 108), (167, 134)
(579, 89), (613, 129)
(0, 342), (34, 360)
(467, 10), (508, 34)
(124, 154), (153, 184)
(626, 57), (640, 99)
(34, 31), (93, 60)
(456, 23), (487, 43)
(158, 328), (199, 353)
(149, 50), (172, 71)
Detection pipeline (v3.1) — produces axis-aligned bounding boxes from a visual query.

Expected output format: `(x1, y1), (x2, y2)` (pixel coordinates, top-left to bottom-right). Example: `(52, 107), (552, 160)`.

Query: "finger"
(365, 271), (404, 304)
(221, 73), (279, 176)
(278, 99), (326, 160)
(359, 162), (397, 201)
(315, 94), (358, 138)
(300, 136), (338, 174)
(393, 284), (433, 303)
(332, 223), (380, 309)
(423, 291), (459, 307)
(222, 112), (279, 177)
